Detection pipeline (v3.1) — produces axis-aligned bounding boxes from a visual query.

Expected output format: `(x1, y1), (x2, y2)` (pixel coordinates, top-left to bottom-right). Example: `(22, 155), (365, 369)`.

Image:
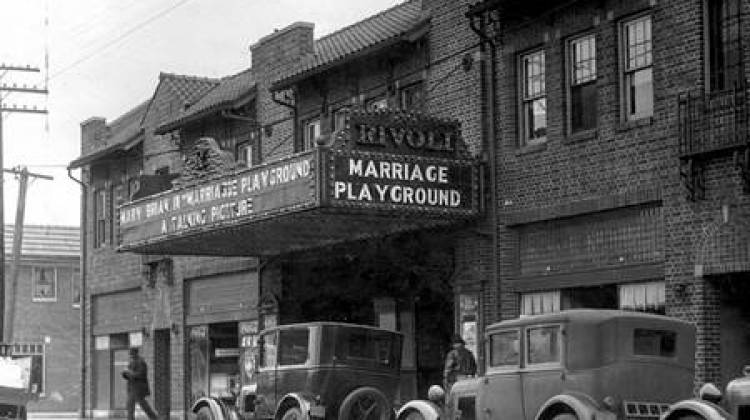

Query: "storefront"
(117, 109), (483, 401)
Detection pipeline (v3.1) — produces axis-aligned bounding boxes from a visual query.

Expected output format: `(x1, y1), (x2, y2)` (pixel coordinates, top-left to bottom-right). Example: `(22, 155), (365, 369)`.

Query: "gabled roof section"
(4, 225), (80, 259)
(156, 68), (256, 134)
(68, 100), (149, 169)
(272, 0), (430, 90)
(141, 72), (220, 126)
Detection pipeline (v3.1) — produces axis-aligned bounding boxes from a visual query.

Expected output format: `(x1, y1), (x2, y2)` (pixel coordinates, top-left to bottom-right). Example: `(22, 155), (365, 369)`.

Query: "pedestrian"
(443, 334), (477, 392)
(122, 347), (159, 420)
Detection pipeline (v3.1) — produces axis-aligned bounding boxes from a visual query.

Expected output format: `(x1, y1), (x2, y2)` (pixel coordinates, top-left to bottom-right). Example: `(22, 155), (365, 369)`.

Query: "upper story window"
(333, 108), (349, 131)
(622, 15), (653, 121)
(569, 34), (597, 133)
(303, 118), (321, 151)
(520, 50), (547, 145)
(236, 142), (253, 168)
(72, 269), (81, 308)
(520, 290), (560, 316)
(707, 0), (743, 91)
(619, 281), (665, 314)
(32, 267), (57, 302)
(400, 82), (424, 111)
(366, 97), (388, 111)
(94, 188), (107, 248)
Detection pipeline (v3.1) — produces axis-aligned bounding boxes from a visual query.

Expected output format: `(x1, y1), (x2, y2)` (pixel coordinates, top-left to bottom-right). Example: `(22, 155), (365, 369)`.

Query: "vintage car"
(192, 322), (402, 420)
(661, 365), (750, 420)
(397, 309), (696, 420)
(0, 348), (34, 420)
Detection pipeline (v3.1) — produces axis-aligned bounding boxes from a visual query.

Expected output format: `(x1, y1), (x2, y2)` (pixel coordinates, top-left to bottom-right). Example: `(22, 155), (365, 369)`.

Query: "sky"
(0, 0), (401, 227)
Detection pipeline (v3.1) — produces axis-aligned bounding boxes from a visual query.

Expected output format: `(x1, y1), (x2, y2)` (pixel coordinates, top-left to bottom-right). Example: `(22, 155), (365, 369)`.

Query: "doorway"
(154, 329), (171, 418)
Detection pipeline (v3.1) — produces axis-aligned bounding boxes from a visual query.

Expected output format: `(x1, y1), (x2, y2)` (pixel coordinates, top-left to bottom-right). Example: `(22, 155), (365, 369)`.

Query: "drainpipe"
(468, 10), (499, 372)
(68, 167), (88, 419)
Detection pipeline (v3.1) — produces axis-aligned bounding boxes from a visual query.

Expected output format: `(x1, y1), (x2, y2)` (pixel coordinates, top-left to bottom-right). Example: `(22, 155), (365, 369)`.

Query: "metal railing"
(678, 84), (749, 157)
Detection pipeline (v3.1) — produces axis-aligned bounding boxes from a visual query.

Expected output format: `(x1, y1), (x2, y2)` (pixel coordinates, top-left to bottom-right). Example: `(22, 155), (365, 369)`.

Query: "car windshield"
(332, 328), (400, 369)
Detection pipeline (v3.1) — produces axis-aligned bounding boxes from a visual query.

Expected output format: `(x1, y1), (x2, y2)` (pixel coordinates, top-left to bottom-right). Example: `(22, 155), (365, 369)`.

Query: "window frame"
(332, 107), (349, 132)
(705, 0), (744, 92)
(365, 96), (388, 111)
(302, 118), (321, 151)
(31, 266), (57, 302)
(566, 33), (598, 134)
(518, 49), (548, 146)
(11, 343), (45, 395)
(72, 268), (81, 308)
(524, 324), (563, 370)
(399, 81), (424, 111)
(94, 187), (107, 248)
(620, 14), (654, 121)
(487, 329), (521, 371)
(236, 141), (254, 168)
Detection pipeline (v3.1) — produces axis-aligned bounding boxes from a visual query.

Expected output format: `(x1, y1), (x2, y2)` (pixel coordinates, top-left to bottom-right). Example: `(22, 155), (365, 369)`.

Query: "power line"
(50, 0), (194, 80)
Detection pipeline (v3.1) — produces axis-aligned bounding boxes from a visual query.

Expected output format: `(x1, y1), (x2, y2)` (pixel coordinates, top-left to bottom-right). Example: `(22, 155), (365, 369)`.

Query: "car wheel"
(402, 410), (426, 420)
(196, 406), (214, 420)
(551, 413), (577, 420)
(281, 407), (304, 420)
(339, 387), (391, 420)
(676, 416), (705, 420)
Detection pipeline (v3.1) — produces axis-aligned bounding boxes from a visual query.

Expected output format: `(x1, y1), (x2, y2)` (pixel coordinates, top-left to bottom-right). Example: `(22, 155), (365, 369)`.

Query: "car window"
(489, 330), (520, 367)
(526, 326), (560, 365)
(335, 328), (399, 368)
(633, 329), (676, 357)
(260, 332), (277, 369)
(278, 328), (310, 366)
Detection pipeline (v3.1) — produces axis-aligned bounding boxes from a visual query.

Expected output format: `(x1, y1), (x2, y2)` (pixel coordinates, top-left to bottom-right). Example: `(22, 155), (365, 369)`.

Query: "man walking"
(122, 347), (159, 420)
(443, 334), (477, 392)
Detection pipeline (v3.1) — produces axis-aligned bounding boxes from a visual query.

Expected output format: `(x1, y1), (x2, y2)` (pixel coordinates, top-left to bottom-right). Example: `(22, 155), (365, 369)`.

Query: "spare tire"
(338, 386), (392, 420)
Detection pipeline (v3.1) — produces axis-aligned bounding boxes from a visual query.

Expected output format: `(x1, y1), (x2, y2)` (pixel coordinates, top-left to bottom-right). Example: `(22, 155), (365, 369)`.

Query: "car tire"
(676, 416), (705, 420)
(196, 406), (214, 420)
(339, 386), (392, 420)
(281, 406), (304, 420)
(551, 413), (578, 420)
(402, 410), (426, 420)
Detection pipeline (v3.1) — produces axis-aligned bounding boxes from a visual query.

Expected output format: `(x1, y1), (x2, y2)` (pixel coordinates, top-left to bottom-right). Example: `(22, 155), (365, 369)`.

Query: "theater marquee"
(118, 109), (482, 256)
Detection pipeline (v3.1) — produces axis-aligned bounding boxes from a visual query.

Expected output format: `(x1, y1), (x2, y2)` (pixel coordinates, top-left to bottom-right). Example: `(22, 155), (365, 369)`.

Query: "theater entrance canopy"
(118, 110), (483, 256)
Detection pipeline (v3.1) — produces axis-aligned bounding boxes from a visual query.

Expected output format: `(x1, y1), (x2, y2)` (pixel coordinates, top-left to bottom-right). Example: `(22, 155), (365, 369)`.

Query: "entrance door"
(719, 274), (750, 387)
(112, 349), (130, 410)
(154, 329), (171, 418)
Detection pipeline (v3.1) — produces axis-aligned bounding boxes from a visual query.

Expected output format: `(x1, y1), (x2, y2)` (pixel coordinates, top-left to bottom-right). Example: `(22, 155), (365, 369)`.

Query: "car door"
(477, 329), (524, 420)
(520, 324), (564, 420)
(254, 331), (277, 419)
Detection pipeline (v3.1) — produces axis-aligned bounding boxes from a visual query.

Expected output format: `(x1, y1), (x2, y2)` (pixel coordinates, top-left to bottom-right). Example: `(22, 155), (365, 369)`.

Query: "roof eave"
(68, 129), (144, 169)
(271, 20), (431, 91)
(155, 88), (257, 135)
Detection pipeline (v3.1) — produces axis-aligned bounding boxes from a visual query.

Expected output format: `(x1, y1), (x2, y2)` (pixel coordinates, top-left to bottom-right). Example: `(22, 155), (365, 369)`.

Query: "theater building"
(466, 0), (750, 388)
(72, 0), (492, 417)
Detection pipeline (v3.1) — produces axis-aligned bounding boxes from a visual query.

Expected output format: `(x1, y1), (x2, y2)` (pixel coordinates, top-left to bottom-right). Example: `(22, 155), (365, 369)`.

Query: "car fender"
(661, 399), (733, 420)
(396, 400), (443, 420)
(191, 396), (229, 420)
(275, 392), (318, 420)
(535, 392), (612, 420)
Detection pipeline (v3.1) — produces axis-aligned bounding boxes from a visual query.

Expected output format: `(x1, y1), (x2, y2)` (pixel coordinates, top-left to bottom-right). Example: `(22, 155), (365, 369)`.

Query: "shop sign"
(119, 153), (317, 246)
(328, 151), (478, 214)
(215, 348), (240, 358)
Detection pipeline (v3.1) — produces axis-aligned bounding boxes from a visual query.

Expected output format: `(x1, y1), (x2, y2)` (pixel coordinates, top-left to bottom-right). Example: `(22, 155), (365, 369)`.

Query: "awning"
(68, 131), (143, 169)
(117, 109), (483, 256)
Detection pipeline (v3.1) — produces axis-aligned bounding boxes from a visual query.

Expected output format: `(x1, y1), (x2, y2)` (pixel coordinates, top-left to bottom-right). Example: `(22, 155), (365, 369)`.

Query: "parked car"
(397, 309), (696, 420)
(0, 346), (34, 420)
(661, 365), (750, 420)
(192, 322), (402, 420)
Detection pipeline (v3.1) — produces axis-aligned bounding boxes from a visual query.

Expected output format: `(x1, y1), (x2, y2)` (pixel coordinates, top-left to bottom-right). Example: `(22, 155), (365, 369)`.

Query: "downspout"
(68, 167), (88, 419)
(468, 10), (499, 375)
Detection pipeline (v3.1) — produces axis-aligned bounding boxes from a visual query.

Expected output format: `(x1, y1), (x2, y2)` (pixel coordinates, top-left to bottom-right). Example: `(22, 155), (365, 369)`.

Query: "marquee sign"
(119, 153), (317, 246)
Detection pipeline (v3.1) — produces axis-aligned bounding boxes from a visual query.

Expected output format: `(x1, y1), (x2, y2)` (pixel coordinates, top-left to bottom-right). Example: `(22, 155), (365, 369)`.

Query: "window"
(619, 281), (665, 314)
(155, 166), (170, 176)
(303, 118), (321, 151)
(400, 82), (424, 110)
(11, 343), (45, 394)
(32, 267), (56, 302)
(260, 332), (277, 369)
(526, 325), (561, 365)
(278, 328), (310, 366)
(633, 329), (676, 357)
(94, 188), (107, 248)
(622, 16), (653, 120)
(521, 291), (560, 316)
(72, 269), (81, 308)
(707, 0), (743, 91)
(236, 142), (253, 168)
(489, 330), (520, 367)
(569, 34), (597, 132)
(366, 97), (388, 111)
(521, 50), (547, 144)
(334, 328), (399, 369)
(333, 108), (349, 131)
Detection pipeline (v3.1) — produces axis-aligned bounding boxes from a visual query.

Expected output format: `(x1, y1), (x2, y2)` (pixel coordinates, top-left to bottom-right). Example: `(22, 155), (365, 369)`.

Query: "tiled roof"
(4, 225), (80, 259)
(156, 68), (256, 134)
(68, 101), (148, 168)
(273, 0), (430, 89)
(159, 72), (220, 107)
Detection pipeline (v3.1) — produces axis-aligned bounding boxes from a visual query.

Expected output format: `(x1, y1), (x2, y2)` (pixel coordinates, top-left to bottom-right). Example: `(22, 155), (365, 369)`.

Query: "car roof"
(260, 321), (403, 336)
(485, 309), (694, 332)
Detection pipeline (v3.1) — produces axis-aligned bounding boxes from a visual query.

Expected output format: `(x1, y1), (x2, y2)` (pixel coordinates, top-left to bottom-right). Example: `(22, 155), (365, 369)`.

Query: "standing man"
(122, 347), (159, 420)
(443, 334), (477, 392)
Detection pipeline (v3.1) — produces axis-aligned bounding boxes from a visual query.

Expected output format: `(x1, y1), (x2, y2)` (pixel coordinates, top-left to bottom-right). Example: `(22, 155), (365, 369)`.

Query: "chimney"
(80, 117), (108, 155)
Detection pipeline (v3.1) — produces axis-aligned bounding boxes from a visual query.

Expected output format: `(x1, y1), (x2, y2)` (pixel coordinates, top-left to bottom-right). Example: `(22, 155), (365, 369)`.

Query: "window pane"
(278, 328), (310, 366)
(335, 328), (398, 368)
(521, 291), (560, 316)
(33, 267), (56, 301)
(523, 51), (545, 99)
(525, 98), (547, 139)
(571, 35), (596, 84)
(260, 332), (277, 368)
(633, 329), (676, 357)
(527, 326), (560, 364)
(626, 17), (652, 71)
(619, 281), (665, 314)
(571, 82), (597, 132)
(627, 67), (653, 119)
(489, 331), (520, 367)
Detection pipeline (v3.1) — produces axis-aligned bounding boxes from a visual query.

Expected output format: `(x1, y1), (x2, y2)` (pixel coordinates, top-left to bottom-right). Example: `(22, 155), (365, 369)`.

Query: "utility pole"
(3, 167), (52, 342)
(0, 63), (48, 340)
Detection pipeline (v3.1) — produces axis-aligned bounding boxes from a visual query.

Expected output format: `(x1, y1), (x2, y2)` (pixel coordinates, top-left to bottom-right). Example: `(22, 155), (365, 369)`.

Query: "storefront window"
(189, 326), (209, 402)
(619, 281), (665, 314)
(521, 291), (560, 316)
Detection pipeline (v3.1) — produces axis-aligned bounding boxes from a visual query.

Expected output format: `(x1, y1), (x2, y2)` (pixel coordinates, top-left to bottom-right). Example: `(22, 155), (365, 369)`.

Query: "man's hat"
(451, 334), (465, 345)
(129, 347), (139, 356)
